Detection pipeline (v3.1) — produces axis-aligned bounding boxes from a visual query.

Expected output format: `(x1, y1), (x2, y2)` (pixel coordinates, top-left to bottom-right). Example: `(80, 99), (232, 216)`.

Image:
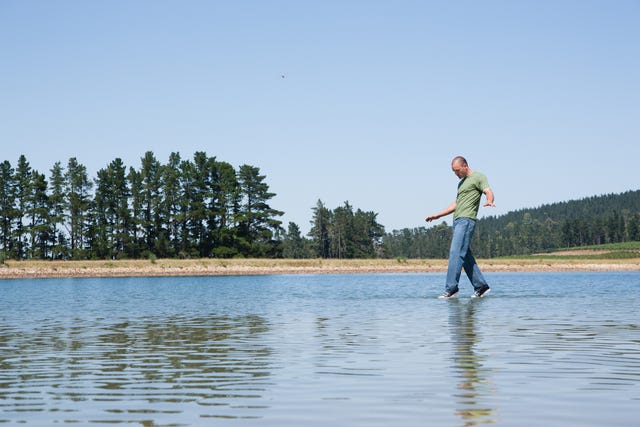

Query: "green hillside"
(383, 190), (640, 259)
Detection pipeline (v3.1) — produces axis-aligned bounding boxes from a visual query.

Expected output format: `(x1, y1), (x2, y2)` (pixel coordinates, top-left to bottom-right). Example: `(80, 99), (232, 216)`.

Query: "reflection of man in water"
(448, 300), (496, 426)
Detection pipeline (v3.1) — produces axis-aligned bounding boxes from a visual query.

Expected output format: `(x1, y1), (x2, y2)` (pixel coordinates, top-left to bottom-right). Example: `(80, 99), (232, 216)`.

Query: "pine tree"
(49, 162), (68, 259)
(65, 158), (93, 259)
(93, 159), (131, 259)
(190, 152), (213, 257)
(330, 202), (354, 258)
(211, 161), (240, 258)
(353, 209), (385, 258)
(26, 172), (51, 258)
(309, 199), (331, 258)
(127, 167), (143, 258)
(237, 165), (283, 257)
(177, 158), (196, 257)
(139, 151), (163, 255)
(13, 155), (32, 258)
(282, 222), (306, 258)
(162, 152), (183, 257)
(0, 161), (16, 258)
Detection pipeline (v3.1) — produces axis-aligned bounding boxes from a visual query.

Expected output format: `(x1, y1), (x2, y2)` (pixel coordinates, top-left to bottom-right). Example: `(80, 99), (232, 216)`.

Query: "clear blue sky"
(2, 1), (639, 233)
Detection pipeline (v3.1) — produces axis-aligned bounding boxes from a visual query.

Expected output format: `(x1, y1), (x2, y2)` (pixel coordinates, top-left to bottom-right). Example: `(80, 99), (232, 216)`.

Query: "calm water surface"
(0, 272), (638, 426)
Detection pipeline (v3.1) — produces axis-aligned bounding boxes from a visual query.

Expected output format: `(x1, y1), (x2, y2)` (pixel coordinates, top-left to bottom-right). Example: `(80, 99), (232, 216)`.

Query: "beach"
(1, 257), (639, 279)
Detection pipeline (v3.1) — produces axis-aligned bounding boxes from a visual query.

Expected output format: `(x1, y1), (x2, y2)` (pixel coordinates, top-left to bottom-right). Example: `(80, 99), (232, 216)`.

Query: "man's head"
(451, 156), (470, 179)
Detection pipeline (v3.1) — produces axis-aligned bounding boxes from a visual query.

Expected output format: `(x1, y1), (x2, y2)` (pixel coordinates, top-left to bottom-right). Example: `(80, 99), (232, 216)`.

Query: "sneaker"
(472, 287), (491, 298)
(438, 289), (458, 299)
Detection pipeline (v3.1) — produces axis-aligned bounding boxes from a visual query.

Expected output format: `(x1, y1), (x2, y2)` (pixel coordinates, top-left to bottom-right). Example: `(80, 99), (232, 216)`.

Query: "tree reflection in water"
(0, 314), (274, 423)
(448, 300), (496, 426)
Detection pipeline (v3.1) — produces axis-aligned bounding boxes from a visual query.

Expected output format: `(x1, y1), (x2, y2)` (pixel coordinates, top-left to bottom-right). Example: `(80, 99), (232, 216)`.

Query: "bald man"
(426, 156), (495, 298)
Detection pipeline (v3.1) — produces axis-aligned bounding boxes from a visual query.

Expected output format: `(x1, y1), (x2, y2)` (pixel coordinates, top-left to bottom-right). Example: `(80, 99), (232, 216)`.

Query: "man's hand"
(483, 188), (495, 208)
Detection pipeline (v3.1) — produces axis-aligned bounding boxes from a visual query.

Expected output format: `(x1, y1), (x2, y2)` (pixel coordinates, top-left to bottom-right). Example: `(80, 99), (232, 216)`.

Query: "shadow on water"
(448, 299), (496, 427)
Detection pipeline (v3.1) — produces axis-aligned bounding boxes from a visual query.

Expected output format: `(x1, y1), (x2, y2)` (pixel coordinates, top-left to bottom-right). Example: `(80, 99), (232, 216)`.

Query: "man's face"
(451, 161), (469, 179)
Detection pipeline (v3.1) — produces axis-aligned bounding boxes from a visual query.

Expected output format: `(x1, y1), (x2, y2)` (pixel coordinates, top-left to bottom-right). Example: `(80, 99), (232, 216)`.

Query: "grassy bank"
(1, 255), (639, 279)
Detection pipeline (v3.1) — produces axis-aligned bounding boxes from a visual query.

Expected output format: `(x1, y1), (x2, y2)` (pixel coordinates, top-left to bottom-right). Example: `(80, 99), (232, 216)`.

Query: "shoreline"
(1, 258), (639, 279)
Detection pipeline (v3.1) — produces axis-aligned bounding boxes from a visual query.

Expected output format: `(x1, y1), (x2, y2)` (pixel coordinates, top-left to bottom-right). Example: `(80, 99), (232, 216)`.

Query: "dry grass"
(1, 256), (639, 279)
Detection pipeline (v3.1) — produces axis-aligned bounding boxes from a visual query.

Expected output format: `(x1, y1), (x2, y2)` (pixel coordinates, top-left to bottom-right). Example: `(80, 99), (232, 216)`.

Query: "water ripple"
(0, 272), (638, 426)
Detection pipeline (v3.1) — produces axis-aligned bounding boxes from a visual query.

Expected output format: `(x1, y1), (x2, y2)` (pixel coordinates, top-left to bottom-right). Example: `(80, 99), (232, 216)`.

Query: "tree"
(13, 155), (32, 258)
(211, 161), (240, 258)
(93, 158), (131, 259)
(127, 167), (143, 258)
(190, 152), (214, 257)
(628, 213), (640, 241)
(49, 162), (68, 259)
(352, 209), (385, 258)
(0, 161), (16, 258)
(236, 165), (283, 257)
(26, 171), (51, 259)
(282, 222), (307, 258)
(65, 158), (93, 259)
(177, 158), (196, 257)
(329, 201), (354, 258)
(139, 151), (163, 255)
(162, 152), (183, 257)
(309, 199), (331, 258)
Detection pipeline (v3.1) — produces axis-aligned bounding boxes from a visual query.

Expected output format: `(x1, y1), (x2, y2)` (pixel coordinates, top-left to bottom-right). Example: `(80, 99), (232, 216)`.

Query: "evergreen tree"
(190, 152), (213, 257)
(236, 165), (283, 257)
(162, 152), (183, 257)
(177, 158), (196, 257)
(49, 162), (68, 259)
(65, 158), (93, 259)
(329, 202), (354, 258)
(352, 209), (385, 258)
(628, 213), (640, 241)
(309, 199), (331, 258)
(26, 172), (51, 259)
(139, 151), (163, 255)
(211, 161), (240, 258)
(13, 155), (32, 258)
(93, 159), (131, 259)
(282, 222), (306, 258)
(0, 161), (16, 258)
(127, 167), (143, 258)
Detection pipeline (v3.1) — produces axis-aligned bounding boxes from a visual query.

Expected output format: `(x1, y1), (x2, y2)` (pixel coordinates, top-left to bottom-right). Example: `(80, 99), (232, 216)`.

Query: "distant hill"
(382, 190), (640, 258)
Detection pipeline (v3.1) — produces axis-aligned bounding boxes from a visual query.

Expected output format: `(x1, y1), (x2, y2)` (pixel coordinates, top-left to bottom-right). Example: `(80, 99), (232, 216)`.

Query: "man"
(426, 156), (495, 299)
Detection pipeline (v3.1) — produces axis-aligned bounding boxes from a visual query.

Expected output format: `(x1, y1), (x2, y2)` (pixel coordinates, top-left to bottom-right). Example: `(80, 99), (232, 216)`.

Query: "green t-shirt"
(454, 171), (490, 220)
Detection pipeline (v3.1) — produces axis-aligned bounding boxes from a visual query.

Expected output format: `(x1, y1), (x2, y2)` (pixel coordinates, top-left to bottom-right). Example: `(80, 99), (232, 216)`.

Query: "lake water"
(0, 272), (638, 426)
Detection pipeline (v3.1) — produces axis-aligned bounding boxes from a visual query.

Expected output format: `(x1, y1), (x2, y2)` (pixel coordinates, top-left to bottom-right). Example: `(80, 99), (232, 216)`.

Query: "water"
(0, 272), (638, 426)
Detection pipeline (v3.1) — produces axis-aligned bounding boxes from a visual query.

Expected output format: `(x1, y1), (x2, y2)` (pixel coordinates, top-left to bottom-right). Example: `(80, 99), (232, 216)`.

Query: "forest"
(1, 152), (638, 260)
(382, 190), (640, 258)
(0, 152), (285, 260)
(0, 152), (384, 261)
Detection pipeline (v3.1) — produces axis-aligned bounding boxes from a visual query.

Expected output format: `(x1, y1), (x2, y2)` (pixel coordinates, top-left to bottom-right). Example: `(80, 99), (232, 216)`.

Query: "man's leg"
(463, 249), (490, 293)
(459, 219), (490, 293)
(445, 218), (472, 294)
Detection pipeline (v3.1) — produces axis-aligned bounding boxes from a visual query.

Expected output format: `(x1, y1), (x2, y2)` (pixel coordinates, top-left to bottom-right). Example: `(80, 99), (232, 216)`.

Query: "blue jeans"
(445, 218), (489, 294)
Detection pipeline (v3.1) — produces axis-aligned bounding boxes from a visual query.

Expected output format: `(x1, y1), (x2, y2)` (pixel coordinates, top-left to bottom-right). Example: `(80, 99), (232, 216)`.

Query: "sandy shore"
(1, 258), (639, 279)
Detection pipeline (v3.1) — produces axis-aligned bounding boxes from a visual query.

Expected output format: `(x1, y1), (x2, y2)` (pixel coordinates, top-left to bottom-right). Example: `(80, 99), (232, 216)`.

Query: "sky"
(1, 1), (639, 234)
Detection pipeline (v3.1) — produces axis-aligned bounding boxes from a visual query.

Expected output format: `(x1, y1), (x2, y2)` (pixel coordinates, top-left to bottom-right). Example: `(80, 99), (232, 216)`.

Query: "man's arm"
(426, 200), (456, 222)
(483, 188), (495, 207)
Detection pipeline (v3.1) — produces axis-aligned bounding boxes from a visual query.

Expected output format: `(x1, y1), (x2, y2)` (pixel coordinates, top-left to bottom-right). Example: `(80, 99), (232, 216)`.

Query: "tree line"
(382, 190), (640, 258)
(0, 152), (284, 260)
(304, 200), (385, 258)
(2, 151), (637, 261)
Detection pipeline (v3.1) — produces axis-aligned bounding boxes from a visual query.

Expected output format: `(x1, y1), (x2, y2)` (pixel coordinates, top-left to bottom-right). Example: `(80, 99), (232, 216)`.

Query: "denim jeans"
(445, 217), (489, 294)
